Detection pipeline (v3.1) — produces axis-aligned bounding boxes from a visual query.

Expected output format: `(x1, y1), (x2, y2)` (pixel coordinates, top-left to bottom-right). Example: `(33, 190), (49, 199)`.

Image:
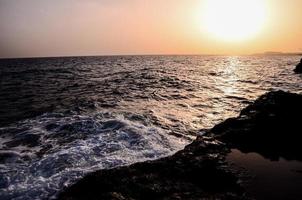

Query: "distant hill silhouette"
(252, 52), (302, 56)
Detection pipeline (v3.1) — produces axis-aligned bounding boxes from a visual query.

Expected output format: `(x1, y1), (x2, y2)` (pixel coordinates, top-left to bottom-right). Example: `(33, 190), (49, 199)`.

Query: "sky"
(0, 0), (301, 58)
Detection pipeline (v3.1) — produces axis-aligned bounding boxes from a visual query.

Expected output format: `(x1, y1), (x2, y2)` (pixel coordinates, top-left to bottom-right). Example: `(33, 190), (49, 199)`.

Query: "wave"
(0, 112), (190, 200)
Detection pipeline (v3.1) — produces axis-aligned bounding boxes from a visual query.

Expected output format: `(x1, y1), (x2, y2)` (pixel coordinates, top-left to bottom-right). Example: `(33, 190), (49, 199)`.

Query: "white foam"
(0, 112), (190, 200)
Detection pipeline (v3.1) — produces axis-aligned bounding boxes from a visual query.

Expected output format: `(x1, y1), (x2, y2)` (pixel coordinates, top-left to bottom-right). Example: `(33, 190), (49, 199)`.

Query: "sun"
(203, 0), (267, 42)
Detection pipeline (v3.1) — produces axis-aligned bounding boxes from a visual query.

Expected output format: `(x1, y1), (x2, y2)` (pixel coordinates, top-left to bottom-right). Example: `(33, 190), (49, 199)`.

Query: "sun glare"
(203, 0), (267, 42)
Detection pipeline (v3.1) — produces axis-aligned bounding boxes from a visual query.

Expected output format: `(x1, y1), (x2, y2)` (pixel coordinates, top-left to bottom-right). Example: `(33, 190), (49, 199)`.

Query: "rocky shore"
(58, 91), (302, 200)
(294, 58), (302, 73)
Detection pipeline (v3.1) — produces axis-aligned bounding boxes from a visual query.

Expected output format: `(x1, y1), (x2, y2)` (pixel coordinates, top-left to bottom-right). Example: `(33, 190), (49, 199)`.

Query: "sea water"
(0, 55), (301, 199)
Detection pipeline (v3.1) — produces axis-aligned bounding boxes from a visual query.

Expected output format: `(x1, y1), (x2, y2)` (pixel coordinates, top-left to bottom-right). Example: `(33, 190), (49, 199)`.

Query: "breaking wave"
(0, 112), (189, 200)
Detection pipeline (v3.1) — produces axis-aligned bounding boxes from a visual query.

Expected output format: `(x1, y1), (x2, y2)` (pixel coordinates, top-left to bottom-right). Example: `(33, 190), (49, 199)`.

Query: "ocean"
(0, 55), (301, 199)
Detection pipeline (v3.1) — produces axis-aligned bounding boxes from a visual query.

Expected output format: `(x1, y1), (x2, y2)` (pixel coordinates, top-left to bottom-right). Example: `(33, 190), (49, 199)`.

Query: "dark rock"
(294, 58), (302, 73)
(58, 137), (245, 200)
(211, 90), (302, 161)
(58, 91), (302, 200)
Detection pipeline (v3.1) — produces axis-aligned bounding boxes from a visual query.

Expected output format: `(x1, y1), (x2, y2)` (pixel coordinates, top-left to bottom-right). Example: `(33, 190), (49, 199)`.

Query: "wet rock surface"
(58, 137), (245, 200)
(58, 91), (302, 200)
(294, 58), (302, 73)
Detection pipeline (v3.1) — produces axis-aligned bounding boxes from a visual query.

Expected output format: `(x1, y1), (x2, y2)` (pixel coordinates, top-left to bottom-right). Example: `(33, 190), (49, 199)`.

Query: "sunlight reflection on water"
(0, 55), (301, 199)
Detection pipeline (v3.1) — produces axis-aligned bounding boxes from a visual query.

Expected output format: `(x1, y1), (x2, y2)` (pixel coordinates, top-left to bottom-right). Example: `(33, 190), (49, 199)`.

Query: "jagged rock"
(211, 90), (302, 161)
(58, 91), (302, 200)
(294, 58), (302, 73)
(58, 137), (245, 200)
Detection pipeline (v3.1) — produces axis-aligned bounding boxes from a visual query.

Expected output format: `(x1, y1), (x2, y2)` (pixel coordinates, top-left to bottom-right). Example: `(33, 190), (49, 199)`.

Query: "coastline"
(58, 90), (302, 200)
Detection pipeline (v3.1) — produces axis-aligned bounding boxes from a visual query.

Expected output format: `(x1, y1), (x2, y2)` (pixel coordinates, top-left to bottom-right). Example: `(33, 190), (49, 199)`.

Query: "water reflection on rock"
(227, 149), (302, 200)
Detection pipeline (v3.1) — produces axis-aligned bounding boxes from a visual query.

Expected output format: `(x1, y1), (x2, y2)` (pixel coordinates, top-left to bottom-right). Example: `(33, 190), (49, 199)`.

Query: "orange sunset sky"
(0, 0), (301, 58)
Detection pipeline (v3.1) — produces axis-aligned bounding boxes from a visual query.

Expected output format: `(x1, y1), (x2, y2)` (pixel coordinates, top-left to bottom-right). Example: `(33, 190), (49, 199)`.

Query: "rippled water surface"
(0, 55), (301, 199)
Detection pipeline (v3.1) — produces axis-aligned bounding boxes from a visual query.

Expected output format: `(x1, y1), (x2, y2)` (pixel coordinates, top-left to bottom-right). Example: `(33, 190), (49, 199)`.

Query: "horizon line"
(1, 52), (301, 60)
